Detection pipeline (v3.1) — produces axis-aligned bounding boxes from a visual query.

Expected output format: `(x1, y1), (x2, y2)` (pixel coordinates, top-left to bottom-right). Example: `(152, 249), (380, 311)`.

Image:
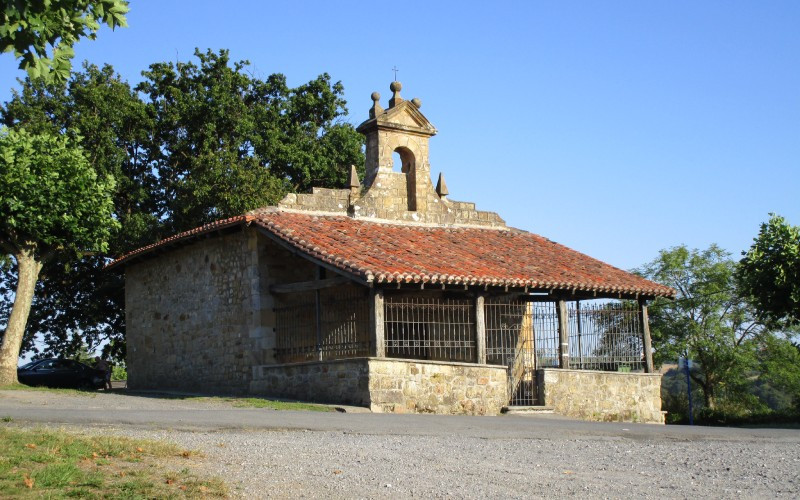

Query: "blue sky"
(2, 1), (798, 271)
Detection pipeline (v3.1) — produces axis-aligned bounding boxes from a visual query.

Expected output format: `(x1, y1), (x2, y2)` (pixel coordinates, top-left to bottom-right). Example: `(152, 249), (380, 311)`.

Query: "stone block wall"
(249, 358), (508, 416)
(125, 229), (264, 394)
(368, 359), (507, 415)
(276, 185), (505, 228)
(538, 368), (664, 424)
(250, 359), (370, 406)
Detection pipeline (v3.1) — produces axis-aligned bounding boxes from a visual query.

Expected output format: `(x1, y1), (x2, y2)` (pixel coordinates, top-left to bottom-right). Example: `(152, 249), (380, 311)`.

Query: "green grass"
(0, 383), (97, 396)
(2, 383), (336, 411)
(0, 426), (227, 498)
(192, 396), (335, 412)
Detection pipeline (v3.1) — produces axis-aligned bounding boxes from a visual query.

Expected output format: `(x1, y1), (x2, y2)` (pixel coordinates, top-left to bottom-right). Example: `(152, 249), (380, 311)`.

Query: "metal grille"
(384, 296), (475, 362)
(530, 301), (560, 368)
(275, 288), (370, 363)
(568, 301), (643, 371)
(484, 300), (536, 405)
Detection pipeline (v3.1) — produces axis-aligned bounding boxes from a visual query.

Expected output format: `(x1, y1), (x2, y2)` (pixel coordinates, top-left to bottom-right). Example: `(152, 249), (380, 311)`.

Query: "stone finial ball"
(371, 91), (380, 102)
(411, 97), (422, 108)
(390, 81), (402, 92)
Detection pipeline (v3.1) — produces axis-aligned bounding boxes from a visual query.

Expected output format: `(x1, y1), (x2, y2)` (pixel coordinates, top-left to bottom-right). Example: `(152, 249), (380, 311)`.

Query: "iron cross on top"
(392, 66), (398, 81)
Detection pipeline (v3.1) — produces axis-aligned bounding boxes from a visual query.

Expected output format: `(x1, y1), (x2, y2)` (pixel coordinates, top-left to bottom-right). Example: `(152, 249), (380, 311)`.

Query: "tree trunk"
(703, 381), (716, 410)
(0, 249), (43, 385)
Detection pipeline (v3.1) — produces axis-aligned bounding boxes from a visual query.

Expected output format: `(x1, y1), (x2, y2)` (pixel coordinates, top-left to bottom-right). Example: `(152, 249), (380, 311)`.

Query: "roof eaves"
(104, 215), (255, 270)
(251, 221), (372, 286)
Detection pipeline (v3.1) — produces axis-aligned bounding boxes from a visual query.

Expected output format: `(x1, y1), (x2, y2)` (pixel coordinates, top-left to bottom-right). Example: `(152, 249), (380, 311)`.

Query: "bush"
(111, 363), (127, 381)
(667, 407), (800, 426)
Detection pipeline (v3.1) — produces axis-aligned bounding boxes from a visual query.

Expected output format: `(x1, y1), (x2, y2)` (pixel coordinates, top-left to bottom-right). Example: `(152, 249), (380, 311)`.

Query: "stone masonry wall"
(368, 359), (507, 415)
(250, 359), (370, 407)
(249, 358), (508, 416)
(276, 186), (505, 228)
(125, 229), (263, 394)
(538, 368), (664, 424)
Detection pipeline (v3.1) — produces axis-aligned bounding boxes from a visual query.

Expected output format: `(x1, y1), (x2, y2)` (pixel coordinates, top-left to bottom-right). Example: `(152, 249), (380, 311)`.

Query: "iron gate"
(485, 300), (561, 406)
(485, 300), (559, 405)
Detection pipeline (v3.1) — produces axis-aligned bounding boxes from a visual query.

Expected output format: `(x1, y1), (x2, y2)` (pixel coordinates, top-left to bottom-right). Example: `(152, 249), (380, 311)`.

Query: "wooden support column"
(314, 267), (324, 361)
(556, 299), (570, 369)
(639, 298), (654, 373)
(370, 289), (385, 357)
(575, 300), (583, 369)
(475, 294), (486, 364)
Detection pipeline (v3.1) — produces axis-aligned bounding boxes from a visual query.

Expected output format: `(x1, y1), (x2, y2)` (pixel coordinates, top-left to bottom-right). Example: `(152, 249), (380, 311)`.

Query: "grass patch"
(193, 396), (335, 412)
(0, 383), (97, 396)
(0, 426), (227, 498)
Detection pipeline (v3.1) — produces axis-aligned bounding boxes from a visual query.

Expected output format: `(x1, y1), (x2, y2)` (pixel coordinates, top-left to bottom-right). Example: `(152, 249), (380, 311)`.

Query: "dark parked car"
(17, 358), (105, 390)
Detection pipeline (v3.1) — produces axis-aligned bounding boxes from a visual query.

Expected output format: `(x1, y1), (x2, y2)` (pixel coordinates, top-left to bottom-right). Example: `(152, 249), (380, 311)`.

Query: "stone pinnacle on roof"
(436, 172), (449, 198)
(369, 91), (383, 119)
(348, 165), (360, 189)
(389, 81), (403, 108)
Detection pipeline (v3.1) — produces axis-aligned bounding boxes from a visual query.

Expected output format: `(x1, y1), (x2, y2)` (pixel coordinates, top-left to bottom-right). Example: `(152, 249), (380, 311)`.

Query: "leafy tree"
(137, 48), (363, 233)
(0, 0), (129, 82)
(0, 52), (364, 362)
(1, 63), (153, 361)
(0, 127), (117, 384)
(636, 245), (769, 409)
(757, 336), (800, 409)
(737, 214), (800, 326)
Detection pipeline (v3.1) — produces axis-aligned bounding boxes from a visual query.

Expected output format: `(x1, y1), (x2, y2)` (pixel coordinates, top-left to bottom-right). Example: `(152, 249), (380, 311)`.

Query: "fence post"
(556, 299), (570, 369)
(370, 289), (385, 357)
(638, 298), (654, 373)
(475, 294), (486, 364)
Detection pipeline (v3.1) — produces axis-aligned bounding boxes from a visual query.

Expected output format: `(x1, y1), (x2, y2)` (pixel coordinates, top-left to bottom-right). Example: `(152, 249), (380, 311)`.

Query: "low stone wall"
(368, 359), (507, 415)
(249, 358), (508, 416)
(538, 368), (664, 424)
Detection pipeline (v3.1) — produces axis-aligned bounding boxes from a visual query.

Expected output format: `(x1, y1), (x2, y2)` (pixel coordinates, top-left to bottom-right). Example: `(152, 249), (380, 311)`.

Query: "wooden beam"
(475, 294), (486, 364)
(269, 276), (353, 294)
(371, 289), (385, 357)
(315, 267), (323, 361)
(253, 226), (368, 286)
(556, 299), (570, 369)
(639, 298), (654, 373)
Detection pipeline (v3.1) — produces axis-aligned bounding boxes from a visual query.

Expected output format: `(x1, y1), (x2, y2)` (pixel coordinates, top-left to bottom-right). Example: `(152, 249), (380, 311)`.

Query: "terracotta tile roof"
(108, 211), (674, 298)
(105, 215), (254, 269)
(252, 212), (674, 298)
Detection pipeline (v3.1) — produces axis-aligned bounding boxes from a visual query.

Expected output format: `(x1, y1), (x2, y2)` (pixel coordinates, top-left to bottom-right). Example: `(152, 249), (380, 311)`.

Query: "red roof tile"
(252, 212), (674, 298)
(108, 211), (674, 298)
(105, 215), (254, 269)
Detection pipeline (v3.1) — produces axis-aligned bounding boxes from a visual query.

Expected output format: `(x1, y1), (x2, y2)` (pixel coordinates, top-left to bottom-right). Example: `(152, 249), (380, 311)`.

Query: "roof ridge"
(264, 208), (512, 231)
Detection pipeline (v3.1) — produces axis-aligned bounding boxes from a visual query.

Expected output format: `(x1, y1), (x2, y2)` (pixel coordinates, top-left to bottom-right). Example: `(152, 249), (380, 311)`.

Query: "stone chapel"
(109, 81), (674, 422)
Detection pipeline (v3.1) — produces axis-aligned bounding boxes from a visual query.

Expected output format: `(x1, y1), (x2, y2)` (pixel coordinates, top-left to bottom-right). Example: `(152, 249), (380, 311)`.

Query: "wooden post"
(370, 289), (385, 357)
(576, 300), (583, 369)
(475, 294), (486, 364)
(315, 267), (323, 361)
(556, 299), (570, 369)
(639, 298), (654, 373)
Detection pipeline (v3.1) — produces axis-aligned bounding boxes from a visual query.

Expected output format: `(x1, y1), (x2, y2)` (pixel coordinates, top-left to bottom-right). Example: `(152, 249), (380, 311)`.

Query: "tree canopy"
(0, 126), (118, 384)
(737, 214), (800, 326)
(0, 0), (129, 83)
(0, 51), (364, 362)
(636, 245), (769, 409)
(638, 244), (800, 414)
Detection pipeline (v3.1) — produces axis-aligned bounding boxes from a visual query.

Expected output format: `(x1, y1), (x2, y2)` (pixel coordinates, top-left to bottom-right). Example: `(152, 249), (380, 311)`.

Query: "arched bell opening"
(394, 146), (417, 211)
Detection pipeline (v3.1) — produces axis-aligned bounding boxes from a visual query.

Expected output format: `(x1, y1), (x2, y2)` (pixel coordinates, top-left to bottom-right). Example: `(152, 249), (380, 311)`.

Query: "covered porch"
(253, 275), (663, 421)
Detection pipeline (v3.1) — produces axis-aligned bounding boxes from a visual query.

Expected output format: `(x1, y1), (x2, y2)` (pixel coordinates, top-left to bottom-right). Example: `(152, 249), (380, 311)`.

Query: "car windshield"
(18, 361), (39, 370)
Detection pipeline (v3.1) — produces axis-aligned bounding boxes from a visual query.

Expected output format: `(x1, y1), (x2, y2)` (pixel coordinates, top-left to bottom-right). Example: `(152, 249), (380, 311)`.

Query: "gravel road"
(2, 390), (799, 498)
